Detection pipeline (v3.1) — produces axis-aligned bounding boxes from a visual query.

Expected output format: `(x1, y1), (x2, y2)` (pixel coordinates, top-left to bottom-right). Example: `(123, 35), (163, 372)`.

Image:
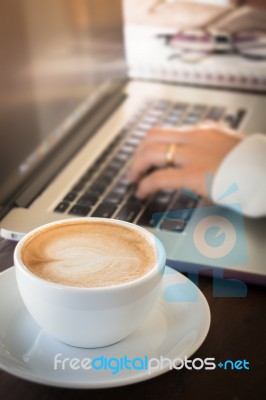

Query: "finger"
(197, 120), (222, 129)
(141, 126), (194, 146)
(134, 127), (194, 159)
(129, 141), (190, 183)
(197, 120), (244, 138)
(128, 143), (173, 182)
(135, 167), (202, 199)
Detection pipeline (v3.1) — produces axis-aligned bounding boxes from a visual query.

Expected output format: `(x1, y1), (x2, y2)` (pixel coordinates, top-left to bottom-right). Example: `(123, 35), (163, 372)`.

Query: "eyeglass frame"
(156, 28), (266, 63)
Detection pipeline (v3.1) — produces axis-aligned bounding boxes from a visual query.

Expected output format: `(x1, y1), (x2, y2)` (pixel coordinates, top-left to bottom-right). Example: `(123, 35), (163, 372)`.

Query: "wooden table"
(0, 236), (265, 400)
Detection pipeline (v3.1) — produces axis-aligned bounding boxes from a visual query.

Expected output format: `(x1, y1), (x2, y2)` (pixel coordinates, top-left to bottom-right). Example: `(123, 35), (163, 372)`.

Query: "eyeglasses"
(157, 29), (266, 63)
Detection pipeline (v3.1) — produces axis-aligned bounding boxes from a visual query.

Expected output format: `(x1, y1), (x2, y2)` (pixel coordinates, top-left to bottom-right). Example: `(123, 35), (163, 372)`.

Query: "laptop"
(0, 0), (265, 286)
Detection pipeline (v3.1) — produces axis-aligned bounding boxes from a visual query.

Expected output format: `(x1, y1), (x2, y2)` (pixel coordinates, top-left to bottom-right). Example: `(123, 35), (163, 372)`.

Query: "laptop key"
(108, 182), (131, 202)
(108, 159), (124, 170)
(97, 174), (113, 187)
(131, 131), (146, 141)
(182, 115), (201, 125)
(86, 183), (106, 197)
(110, 156), (125, 168)
(223, 109), (246, 129)
(63, 192), (78, 202)
(155, 190), (176, 205)
(114, 152), (128, 162)
(77, 194), (98, 206)
(105, 194), (122, 205)
(120, 144), (135, 154)
(233, 109), (246, 128)
(174, 193), (199, 209)
(115, 202), (142, 222)
(169, 194), (199, 220)
(154, 100), (172, 110)
(148, 197), (169, 214)
(162, 117), (179, 127)
(92, 202), (117, 218)
(160, 218), (186, 232)
(205, 106), (225, 121)
(127, 194), (145, 207)
(54, 202), (70, 213)
(111, 183), (128, 196)
(142, 117), (158, 126)
(173, 102), (187, 111)
(126, 137), (141, 148)
(101, 166), (119, 177)
(136, 210), (154, 227)
(136, 192), (176, 227)
(118, 173), (130, 186)
(68, 204), (91, 216)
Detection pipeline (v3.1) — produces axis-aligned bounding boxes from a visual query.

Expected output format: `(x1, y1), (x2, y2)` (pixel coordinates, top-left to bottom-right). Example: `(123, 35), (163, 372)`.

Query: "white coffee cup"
(14, 218), (166, 348)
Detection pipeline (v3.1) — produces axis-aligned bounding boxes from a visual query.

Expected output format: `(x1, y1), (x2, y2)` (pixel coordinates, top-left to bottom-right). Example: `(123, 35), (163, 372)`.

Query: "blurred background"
(123, 0), (265, 28)
(123, 0), (266, 91)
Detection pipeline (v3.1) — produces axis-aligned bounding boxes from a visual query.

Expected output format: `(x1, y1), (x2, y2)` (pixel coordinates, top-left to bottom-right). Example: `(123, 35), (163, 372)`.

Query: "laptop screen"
(0, 0), (126, 207)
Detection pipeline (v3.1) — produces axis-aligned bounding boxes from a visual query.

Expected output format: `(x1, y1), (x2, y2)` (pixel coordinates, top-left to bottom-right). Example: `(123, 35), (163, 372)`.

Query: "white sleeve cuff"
(211, 134), (266, 218)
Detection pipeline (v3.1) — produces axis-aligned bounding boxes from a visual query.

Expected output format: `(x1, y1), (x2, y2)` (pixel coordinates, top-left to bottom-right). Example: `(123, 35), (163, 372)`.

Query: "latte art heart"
(42, 250), (139, 275)
(21, 221), (156, 287)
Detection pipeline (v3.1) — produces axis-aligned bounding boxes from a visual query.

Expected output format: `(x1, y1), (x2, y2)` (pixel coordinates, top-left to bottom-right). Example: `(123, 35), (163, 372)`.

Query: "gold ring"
(165, 143), (177, 166)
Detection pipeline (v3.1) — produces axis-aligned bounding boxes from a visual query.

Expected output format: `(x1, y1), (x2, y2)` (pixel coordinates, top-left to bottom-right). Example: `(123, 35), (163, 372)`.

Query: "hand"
(128, 122), (243, 199)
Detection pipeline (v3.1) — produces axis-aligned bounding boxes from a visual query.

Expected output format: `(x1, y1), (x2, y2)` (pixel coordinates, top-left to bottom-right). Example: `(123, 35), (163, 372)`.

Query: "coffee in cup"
(21, 220), (157, 288)
(15, 218), (166, 348)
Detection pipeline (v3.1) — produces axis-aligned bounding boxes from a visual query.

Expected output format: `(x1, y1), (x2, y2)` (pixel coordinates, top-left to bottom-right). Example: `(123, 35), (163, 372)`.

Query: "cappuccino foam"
(21, 221), (157, 288)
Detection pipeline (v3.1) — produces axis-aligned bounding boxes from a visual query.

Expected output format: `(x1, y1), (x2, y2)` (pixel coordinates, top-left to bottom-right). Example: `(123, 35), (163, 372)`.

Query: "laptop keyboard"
(54, 98), (246, 232)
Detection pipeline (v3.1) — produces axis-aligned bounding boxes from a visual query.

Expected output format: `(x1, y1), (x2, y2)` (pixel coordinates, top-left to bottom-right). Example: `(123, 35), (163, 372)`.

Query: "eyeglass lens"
(233, 30), (266, 59)
(168, 30), (215, 62)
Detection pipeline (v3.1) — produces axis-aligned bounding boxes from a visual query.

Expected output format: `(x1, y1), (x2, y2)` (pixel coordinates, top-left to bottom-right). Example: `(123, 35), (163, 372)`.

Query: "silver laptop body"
(0, 0), (265, 286)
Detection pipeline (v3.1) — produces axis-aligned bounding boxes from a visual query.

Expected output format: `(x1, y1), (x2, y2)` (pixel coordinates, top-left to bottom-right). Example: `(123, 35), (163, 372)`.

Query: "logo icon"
(193, 215), (237, 259)
(152, 182), (248, 299)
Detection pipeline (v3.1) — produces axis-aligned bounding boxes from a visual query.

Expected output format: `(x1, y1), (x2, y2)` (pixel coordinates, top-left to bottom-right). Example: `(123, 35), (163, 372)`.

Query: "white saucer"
(0, 266), (210, 388)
